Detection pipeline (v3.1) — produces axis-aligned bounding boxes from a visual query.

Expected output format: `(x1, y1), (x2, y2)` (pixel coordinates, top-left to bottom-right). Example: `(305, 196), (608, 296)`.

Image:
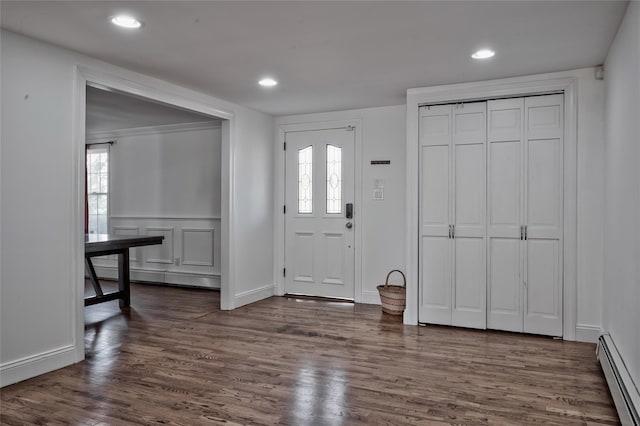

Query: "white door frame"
(73, 65), (236, 362)
(406, 72), (578, 340)
(274, 120), (363, 300)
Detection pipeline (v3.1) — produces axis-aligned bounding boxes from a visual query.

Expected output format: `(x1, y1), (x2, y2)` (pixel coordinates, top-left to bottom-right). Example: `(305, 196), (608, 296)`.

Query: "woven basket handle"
(384, 270), (406, 288)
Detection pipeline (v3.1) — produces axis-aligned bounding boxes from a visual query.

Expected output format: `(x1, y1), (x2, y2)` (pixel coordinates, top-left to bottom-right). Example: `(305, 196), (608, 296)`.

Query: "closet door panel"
(454, 105), (486, 145)
(488, 97), (523, 239)
(452, 102), (486, 328)
(524, 239), (562, 336)
(420, 236), (452, 324)
(527, 138), (562, 239)
(453, 237), (485, 328)
(488, 140), (521, 236)
(419, 105), (452, 325)
(419, 144), (452, 324)
(488, 99), (523, 142)
(454, 103), (486, 231)
(487, 98), (523, 333)
(526, 95), (563, 141)
(453, 143), (486, 327)
(487, 238), (522, 332)
(420, 105), (452, 146)
(421, 145), (450, 234)
(524, 94), (563, 336)
(455, 144), (484, 235)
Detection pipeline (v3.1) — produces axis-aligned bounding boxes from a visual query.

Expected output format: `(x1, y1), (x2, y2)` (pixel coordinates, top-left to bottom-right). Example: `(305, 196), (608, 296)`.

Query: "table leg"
(118, 249), (130, 309)
(85, 256), (104, 296)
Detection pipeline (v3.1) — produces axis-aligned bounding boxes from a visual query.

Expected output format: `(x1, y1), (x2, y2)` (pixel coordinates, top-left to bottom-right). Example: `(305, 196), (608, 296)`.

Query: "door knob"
(346, 222), (353, 229)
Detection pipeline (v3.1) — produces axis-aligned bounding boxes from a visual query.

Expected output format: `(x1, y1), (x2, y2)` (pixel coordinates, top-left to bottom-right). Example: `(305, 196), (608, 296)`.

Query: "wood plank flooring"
(1, 281), (618, 425)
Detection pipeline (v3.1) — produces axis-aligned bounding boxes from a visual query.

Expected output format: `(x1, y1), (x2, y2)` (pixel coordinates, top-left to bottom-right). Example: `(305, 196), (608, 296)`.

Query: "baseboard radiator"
(597, 334), (640, 425)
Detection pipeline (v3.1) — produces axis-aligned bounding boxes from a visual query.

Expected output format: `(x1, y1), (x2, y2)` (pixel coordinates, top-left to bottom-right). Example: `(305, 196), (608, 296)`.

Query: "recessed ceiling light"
(472, 49), (495, 59)
(111, 15), (142, 29)
(258, 77), (278, 87)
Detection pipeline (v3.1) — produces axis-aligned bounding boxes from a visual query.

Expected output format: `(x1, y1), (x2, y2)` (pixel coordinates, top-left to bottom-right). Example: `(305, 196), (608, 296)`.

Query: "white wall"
(228, 108), (275, 304)
(97, 124), (222, 217)
(602, 1), (640, 389)
(0, 30), (274, 386)
(276, 105), (407, 303)
(88, 123), (223, 288)
(573, 69), (607, 340)
(1, 30), (77, 382)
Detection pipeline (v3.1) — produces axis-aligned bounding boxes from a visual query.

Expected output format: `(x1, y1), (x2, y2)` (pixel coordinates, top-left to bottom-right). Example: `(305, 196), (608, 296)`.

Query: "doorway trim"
(73, 65), (236, 362)
(274, 119), (363, 300)
(406, 72), (578, 340)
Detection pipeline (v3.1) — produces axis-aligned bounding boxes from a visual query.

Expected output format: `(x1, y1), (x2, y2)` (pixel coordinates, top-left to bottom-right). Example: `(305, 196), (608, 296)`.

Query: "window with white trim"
(87, 146), (109, 234)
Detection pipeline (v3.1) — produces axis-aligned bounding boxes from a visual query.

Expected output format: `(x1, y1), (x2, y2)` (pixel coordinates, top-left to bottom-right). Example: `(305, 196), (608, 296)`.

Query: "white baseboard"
(1, 345), (76, 387)
(359, 290), (382, 305)
(575, 324), (602, 343)
(93, 265), (220, 289)
(234, 284), (275, 308)
(163, 272), (220, 288)
(597, 334), (640, 425)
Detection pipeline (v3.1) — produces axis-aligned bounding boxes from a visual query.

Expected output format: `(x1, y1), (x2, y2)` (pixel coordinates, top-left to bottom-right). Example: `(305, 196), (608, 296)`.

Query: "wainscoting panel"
(144, 227), (175, 264)
(91, 217), (221, 288)
(182, 228), (214, 267)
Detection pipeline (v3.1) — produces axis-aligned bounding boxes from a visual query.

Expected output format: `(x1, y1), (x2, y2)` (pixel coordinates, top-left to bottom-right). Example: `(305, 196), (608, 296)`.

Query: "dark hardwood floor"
(1, 281), (618, 425)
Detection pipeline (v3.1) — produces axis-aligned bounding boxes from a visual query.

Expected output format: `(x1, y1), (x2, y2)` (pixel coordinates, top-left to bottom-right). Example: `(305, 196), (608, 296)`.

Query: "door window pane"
(298, 146), (313, 214)
(326, 145), (342, 214)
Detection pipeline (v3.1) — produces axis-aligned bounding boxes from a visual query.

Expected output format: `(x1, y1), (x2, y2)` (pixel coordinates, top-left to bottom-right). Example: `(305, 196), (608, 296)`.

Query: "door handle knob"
(346, 222), (353, 229)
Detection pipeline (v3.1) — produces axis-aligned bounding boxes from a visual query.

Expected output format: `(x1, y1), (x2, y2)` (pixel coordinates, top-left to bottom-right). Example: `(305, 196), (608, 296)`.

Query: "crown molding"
(86, 120), (221, 142)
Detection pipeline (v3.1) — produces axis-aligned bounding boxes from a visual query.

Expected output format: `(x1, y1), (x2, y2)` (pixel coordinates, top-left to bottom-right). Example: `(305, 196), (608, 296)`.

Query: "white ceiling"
(86, 86), (216, 133)
(1, 1), (628, 116)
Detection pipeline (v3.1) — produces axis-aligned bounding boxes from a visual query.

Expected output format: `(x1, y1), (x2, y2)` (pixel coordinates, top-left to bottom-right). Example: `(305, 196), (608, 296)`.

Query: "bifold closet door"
(487, 98), (525, 332)
(419, 105), (453, 325)
(451, 102), (486, 328)
(487, 94), (563, 336)
(419, 102), (486, 328)
(523, 94), (563, 336)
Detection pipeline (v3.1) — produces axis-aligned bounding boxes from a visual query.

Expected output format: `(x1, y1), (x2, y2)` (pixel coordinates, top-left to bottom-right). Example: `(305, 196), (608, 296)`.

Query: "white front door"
(284, 127), (355, 299)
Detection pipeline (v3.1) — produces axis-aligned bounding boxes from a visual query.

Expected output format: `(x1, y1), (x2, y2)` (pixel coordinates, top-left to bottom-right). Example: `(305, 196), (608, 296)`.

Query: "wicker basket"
(376, 270), (406, 315)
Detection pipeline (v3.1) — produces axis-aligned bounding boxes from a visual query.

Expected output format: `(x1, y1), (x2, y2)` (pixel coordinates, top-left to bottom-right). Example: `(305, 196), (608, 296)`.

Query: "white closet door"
(524, 94), (563, 336)
(419, 95), (564, 337)
(487, 98), (524, 332)
(452, 102), (486, 329)
(419, 105), (453, 325)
